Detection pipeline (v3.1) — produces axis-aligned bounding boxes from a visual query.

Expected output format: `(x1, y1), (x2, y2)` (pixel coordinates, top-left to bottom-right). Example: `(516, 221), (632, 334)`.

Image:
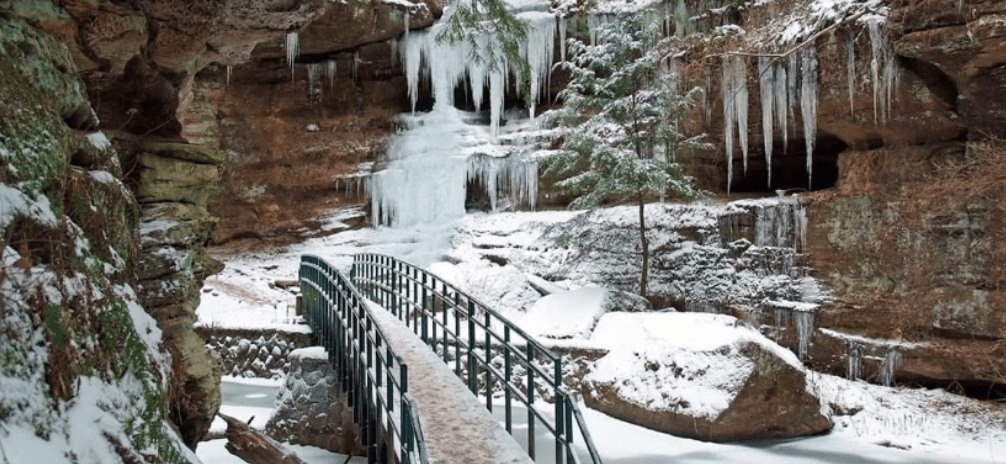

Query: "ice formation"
(226, 65), (232, 86)
(867, 19), (897, 125)
(847, 33), (855, 116)
(468, 153), (539, 212)
(721, 55), (747, 192)
(759, 55), (773, 188)
(307, 63), (322, 107)
(326, 59), (337, 89)
(879, 349), (901, 387)
(397, 11), (559, 135)
(369, 7), (560, 226)
(847, 340), (863, 380)
(800, 47), (818, 189)
(286, 32), (299, 79)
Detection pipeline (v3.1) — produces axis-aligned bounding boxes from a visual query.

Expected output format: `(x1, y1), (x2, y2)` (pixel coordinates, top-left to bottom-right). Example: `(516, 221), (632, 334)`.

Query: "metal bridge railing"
(299, 254), (429, 464)
(352, 253), (603, 464)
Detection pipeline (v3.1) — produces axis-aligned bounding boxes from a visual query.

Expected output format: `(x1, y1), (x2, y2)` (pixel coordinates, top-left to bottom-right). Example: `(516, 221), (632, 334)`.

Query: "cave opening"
(914, 379), (1006, 402)
(727, 133), (847, 193)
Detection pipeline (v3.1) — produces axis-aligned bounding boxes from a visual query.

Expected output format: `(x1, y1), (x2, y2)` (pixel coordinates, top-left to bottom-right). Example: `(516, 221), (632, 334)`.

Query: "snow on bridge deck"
(367, 301), (533, 464)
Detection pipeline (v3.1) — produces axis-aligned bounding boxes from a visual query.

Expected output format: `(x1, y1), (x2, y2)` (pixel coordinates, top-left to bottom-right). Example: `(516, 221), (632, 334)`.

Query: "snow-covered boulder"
(521, 286), (651, 340)
(582, 312), (832, 441)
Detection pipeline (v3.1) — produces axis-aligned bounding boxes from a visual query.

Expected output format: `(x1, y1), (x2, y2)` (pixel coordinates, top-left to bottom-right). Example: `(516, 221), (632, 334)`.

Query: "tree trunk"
(638, 195), (649, 298)
(219, 413), (309, 464)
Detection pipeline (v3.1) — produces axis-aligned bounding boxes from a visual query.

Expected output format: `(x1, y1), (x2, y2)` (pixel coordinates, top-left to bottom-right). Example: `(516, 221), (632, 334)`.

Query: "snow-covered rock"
(582, 312), (832, 441)
(266, 348), (367, 455)
(521, 286), (651, 339)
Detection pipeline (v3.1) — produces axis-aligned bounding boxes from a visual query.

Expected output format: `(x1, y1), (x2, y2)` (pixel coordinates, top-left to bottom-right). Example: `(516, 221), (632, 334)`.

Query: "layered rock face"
(644, 0), (1006, 395)
(2, 0), (337, 449)
(203, 0), (441, 245)
(0, 16), (199, 462)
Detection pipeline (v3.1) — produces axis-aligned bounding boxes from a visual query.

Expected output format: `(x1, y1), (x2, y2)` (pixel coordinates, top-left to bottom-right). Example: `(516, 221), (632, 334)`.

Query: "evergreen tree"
(544, 13), (708, 298)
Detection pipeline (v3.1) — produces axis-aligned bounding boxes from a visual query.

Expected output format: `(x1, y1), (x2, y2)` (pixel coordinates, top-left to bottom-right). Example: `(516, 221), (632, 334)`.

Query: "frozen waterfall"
(367, 7), (561, 227)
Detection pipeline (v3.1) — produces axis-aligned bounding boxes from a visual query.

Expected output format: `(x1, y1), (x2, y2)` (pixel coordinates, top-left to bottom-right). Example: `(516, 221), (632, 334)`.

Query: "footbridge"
(298, 254), (603, 464)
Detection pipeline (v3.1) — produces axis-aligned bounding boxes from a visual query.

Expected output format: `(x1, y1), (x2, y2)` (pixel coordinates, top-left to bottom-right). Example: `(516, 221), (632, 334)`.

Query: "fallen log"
(219, 412), (308, 464)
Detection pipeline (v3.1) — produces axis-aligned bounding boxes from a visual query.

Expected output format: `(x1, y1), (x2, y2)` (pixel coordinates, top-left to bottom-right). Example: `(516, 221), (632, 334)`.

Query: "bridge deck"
(367, 301), (533, 464)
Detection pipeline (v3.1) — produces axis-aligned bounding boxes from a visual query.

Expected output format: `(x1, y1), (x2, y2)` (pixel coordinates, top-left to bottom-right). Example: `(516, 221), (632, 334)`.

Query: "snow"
(586, 311), (803, 419)
(520, 286), (609, 339)
(198, 201), (1006, 464)
(0, 183), (59, 228)
(85, 131), (110, 150)
(366, 300), (534, 464)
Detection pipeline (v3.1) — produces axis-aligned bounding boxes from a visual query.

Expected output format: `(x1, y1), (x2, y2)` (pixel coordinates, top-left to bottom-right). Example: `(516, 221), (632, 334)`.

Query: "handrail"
(353, 253), (604, 464)
(299, 254), (429, 464)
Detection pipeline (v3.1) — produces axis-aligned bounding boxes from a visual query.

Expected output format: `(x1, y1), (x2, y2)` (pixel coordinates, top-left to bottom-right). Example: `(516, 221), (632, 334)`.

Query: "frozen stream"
(199, 380), (994, 464)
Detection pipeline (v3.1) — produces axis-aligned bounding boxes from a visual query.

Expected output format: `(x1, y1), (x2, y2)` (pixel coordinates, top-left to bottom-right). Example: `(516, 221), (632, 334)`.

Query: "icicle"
(794, 310), (814, 360)
(735, 57), (749, 175)
(759, 55), (774, 188)
(404, 10), (410, 39)
(879, 349), (901, 387)
(226, 65), (232, 87)
(489, 69), (504, 138)
(352, 50), (360, 82)
(869, 20), (881, 124)
(786, 53), (799, 140)
(326, 59), (337, 90)
(847, 33), (855, 116)
(558, 15), (567, 63)
(775, 62), (788, 158)
(722, 57), (735, 193)
(588, 14), (598, 46)
(847, 341), (863, 380)
(286, 32), (299, 80)
(307, 63), (322, 107)
(522, 12), (556, 119)
(800, 47), (817, 190)
(674, 0), (690, 38)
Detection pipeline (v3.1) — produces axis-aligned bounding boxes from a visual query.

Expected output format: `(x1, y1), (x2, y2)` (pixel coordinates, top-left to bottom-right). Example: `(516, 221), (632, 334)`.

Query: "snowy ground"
(197, 207), (1006, 464)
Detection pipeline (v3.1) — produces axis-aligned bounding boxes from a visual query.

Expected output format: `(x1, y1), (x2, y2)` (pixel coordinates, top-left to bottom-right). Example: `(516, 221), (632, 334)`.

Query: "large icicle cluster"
(867, 18), (898, 125)
(467, 153), (539, 212)
(729, 46), (819, 190)
(397, 11), (559, 136)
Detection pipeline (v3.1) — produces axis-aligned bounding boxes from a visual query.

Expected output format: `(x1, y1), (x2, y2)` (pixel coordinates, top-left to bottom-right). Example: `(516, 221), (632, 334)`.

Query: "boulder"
(266, 347), (367, 456)
(582, 312), (832, 441)
(521, 286), (651, 340)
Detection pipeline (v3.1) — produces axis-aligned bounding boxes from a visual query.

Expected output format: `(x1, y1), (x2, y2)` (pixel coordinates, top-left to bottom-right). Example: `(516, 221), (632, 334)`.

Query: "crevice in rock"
(897, 55), (959, 112)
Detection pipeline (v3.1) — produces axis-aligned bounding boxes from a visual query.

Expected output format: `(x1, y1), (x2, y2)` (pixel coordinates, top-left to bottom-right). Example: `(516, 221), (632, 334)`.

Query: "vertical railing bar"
(467, 299), (476, 394)
(504, 326), (512, 433)
(485, 309), (492, 412)
(527, 344), (536, 461)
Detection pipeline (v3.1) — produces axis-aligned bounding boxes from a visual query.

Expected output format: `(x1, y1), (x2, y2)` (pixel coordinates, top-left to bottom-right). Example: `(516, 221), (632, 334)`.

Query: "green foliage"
(544, 13), (707, 208)
(436, 0), (532, 100)
(44, 304), (67, 348)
